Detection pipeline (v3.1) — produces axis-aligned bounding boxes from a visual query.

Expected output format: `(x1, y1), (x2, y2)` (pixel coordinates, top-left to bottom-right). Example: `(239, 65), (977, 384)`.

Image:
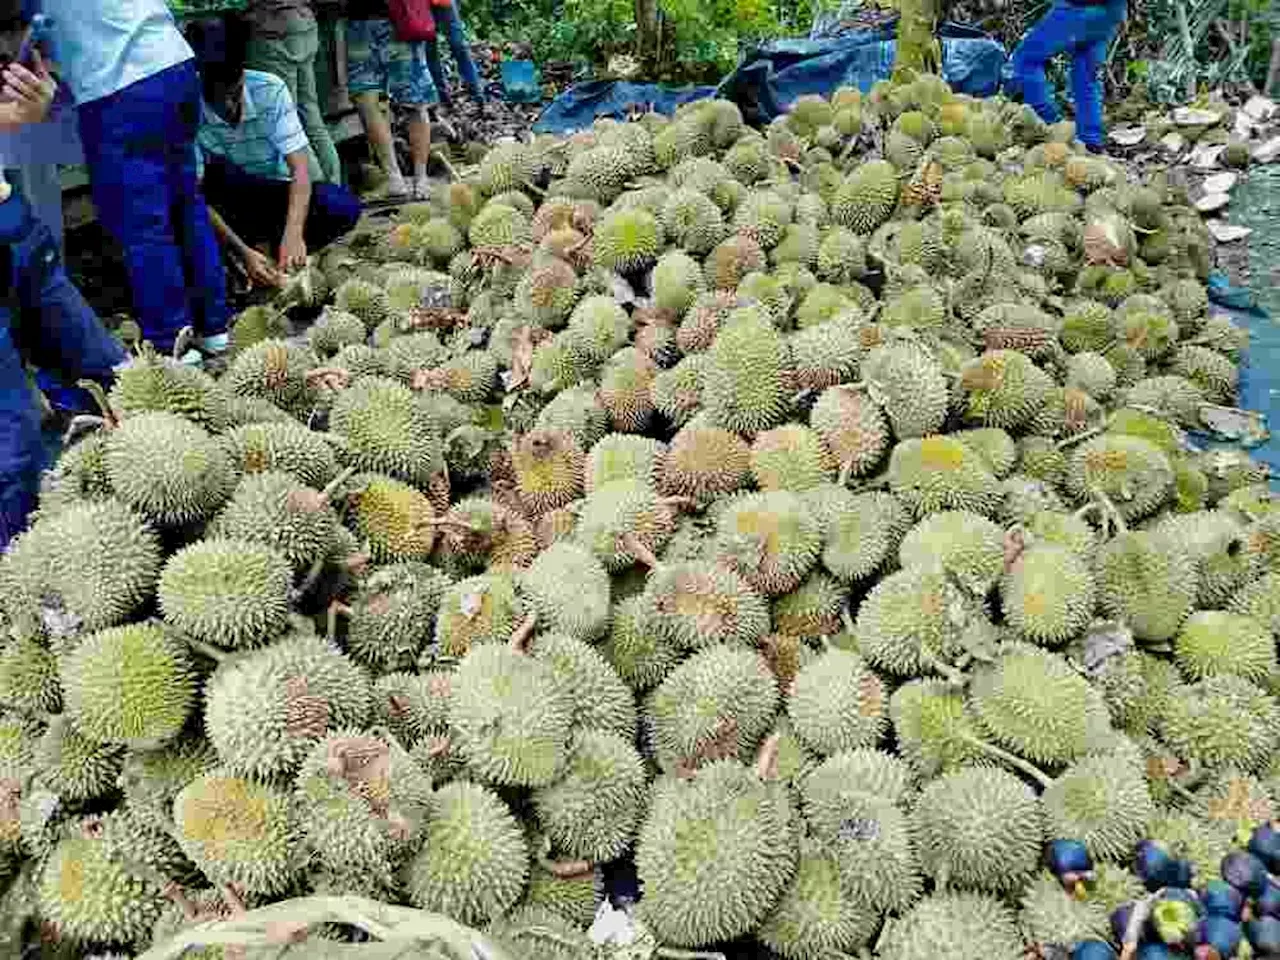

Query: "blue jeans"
(76, 59), (229, 355)
(424, 1), (486, 103)
(0, 190), (126, 547)
(1011, 0), (1127, 147)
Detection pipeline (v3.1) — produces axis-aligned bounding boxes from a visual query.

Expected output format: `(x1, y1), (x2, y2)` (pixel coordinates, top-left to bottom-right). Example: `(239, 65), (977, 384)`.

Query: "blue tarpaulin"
(532, 19), (1006, 134)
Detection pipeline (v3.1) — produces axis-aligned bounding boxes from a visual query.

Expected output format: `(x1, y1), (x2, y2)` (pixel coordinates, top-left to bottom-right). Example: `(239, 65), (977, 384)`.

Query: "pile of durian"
(2, 70), (1277, 960)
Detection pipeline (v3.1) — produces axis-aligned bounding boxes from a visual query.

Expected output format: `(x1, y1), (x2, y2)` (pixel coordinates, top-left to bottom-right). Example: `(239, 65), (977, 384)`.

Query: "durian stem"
(538, 857), (593, 879)
(919, 651), (967, 688)
(1090, 488), (1128, 536)
(960, 734), (1052, 789)
(657, 951), (727, 960)
(183, 637), (228, 664)
(320, 466), (358, 502)
(755, 732), (781, 781)
(328, 601), (353, 643)
(171, 325), (195, 362)
(509, 613), (538, 653)
(621, 531), (661, 569)
(1055, 424), (1105, 450)
(430, 148), (461, 183)
(74, 379), (117, 427)
(294, 557), (328, 600)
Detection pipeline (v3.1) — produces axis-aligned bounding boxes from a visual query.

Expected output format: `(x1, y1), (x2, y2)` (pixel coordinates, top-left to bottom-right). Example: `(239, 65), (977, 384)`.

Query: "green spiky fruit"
(600, 594), (682, 691)
(953, 427), (1018, 478)
(449, 644), (573, 787)
(888, 435), (1001, 518)
(913, 766), (1043, 893)
(788, 650), (886, 756)
(756, 838), (880, 959)
(703, 310), (790, 433)
(800, 749), (914, 828)
(660, 424), (752, 503)
(890, 679), (989, 778)
(347, 563), (452, 673)
(1042, 752), (1154, 860)
(220, 421), (338, 488)
(593, 207), (661, 274)
(536, 386), (609, 450)
(528, 631), (636, 739)
(959, 350), (1055, 430)
(637, 759), (798, 946)
(715, 491), (823, 596)
(898, 510), (1004, 595)
(808, 385), (888, 479)
(0, 635), (59, 714)
(307, 307), (367, 358)
(584, 435), (664, 495)
(1174, 610), (1275, 683)
(105, 411), (233, 526)
(403, 780), (529, 926)
(520, 541), (611, 641)
(1229, 571), (1280, 636)
(119, 738), (217, 829)
(222, 338), (317, 415)
(856, 567), (983, 677)
(521, 863), (601, 928)
(212, 471), (338, 570)
(203, 634), (371, 778)
(879, 891), (1024, 960)
(832, 160), (899, 234)
(329, 376), (444, 488)
(1018, 871), (1111, 947)
(334, 278), (392, 331)
(772, 571), (844, 639)
(346, 472), (437, 563)
(61, 624), (193, 749)
(173, 772), (300, 895)
(4, 498), (161, 634)
(645, 646), (779, 773)
(1096, 530), (1197, 642)
(643, 560), (769, 651)
(970, 646), (1113, 766)
(434, 573), (521, 658)
(812, 488), (908, 583)
(532, 728), (647, 862)
(109, 348), (231, 432)
(159, 538), (292, 650)
(1001, 544), (1095, 646)
(1157, 510), (1257, 607)
(862, 343), (948, 439)
(1066, 434), (1174, 522)
(750, 424), (835, 493)
(1160, 676), (1280, 771)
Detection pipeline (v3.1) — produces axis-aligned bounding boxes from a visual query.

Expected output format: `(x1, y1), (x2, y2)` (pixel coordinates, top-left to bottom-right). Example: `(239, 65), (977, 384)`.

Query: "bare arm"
(278, 150), (311, 270)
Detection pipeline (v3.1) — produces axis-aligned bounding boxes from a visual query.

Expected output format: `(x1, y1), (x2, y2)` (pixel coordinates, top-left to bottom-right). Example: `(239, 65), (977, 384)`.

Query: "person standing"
(423, 0), (486, 108)
(243, 0), (342, 184)
(344, 0), (437, 200)
(6, 0), (230, 360)
(1010, 0), (1128, 153)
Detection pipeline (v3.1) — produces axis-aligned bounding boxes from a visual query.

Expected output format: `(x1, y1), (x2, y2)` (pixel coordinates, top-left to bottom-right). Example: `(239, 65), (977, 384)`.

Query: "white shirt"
(40, 0), (194, 106)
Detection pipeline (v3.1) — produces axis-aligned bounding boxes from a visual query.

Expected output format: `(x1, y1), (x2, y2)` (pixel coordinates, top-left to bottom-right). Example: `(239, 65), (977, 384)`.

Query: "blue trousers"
(424, 1), (486, 103)
(76, 60), (229, 355)
(0, 190), (126, 548)
(1011, 0), (1127, 147)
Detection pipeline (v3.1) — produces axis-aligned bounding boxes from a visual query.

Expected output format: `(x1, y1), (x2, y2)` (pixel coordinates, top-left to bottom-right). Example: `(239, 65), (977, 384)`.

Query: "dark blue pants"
(0, 190), (126, 548)
(1011, 0), (1127, 147)
(76, 59), (229, 355)
(424, 1), (486, 103)
(201, 157), (362, 253)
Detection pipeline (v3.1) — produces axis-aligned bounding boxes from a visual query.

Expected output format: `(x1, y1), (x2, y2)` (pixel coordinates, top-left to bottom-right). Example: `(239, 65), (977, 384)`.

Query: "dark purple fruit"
(1149, 888), (1202, 946)
(1198, 915), (1242, 957)
(1251, 822), (1280, 873)
(1136, 839), (1176, 889)
(1112, 901), (1137, 943)
(1247, 914), (1280, 954)
(1202, 878), (1245, 920)
(1259, 881), (1280, 918)
(1072, 942), (1118, 960)
(1049, 838), (1094, 877)
(1222, 850), (1269, 898)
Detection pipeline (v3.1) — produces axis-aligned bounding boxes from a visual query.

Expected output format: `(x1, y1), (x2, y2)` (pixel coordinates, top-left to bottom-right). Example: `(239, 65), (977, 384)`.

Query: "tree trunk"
(895, 0), (942, 74)
(635, 0), (660, 67)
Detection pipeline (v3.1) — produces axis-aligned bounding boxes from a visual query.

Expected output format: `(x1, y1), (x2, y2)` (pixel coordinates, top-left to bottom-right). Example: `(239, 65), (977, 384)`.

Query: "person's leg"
(201, 157), (292, 251)
(423, 37), (451, 107)
(75, 67), (196, 355)
(303, 182), (363, 250)
(0, 302), (49, 548)
(347, 19), (407, 194)
(1010, 1), (1087, 124)
(291, 21), (342, 185)
(1069, 3), (1127, 147)
(440, 1), (485, 102)
(15, 164), (66, 254)
(388, 38), (438, 198)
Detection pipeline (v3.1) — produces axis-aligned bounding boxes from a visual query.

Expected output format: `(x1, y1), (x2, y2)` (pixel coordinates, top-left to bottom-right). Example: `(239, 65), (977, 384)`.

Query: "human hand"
(243, 247), (283, 288)
(2, 50), (54, 124)
(278, 230), (307, 272)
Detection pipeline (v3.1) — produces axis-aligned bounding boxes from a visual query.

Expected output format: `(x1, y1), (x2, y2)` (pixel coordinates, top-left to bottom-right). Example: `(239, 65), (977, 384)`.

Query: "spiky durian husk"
(1096, 529), (1198, 642)
(862, 342), (948, 439)
(702, 309), (790, 433)
(787, 650), (886, 757)
(1018, 871), (1112, 949)
(1043, 751), (1154, 861)
(832, 160), (899, 234)
(659, 423), (752, 503)
(433, 573), (521, 659)
(750, 424), (835, 493)
(220, 421), (339, 488)
(890, 679), (990, 779)
(346, 563), (452, 674)
(1066, 433), (1174, 522)
(371, 671), (451, 747)
(329, 376), (444, 488)
(346, 473), (438, 563)
(714, 490), (823, 597)
(898, 510), (1005, 596)
(159, 538), (293, 650)
(519, 541), (611, 641)
(1001, 544), (1095, 646)
(879, 891), (1024, 960)
(1160, 675), (1280, 772)
(1173, 610), (1275, 683)
(636, 760), (798, 947)
(212, 470), (338, 570)
(105, 411), (234, 526)
(888, 435), (1002, 518)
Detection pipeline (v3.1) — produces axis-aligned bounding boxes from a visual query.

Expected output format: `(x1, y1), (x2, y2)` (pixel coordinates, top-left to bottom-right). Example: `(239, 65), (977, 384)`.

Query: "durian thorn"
(319, 466), (358, 503)
(509, 613), (538, 653)
(183, 637), (228, 664)
(755, 732), (782, 781)
(621, 531), (661, 569)
(960, 733), (1051, 789)
(540, 857), (594, 879)
(74, 379), (117, 427)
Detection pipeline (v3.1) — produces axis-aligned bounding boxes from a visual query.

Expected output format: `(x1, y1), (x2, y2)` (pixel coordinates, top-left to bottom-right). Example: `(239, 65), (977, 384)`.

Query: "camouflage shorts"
(345, 18), (438, 106)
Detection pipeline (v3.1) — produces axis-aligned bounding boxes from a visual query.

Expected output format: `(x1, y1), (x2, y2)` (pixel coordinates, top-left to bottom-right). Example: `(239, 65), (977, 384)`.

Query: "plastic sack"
(533, 79), (717, 134)
(500, 58), (542, 104)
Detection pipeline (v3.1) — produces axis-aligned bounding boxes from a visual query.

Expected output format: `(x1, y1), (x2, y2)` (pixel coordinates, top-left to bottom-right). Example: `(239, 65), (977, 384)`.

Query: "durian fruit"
(119, 737), (217, 830)
(1018, 870), (1111, 948)
(954, 427), (1018, 478)
(307, 307), (367, 357)
(714, 490), (823, 596)
(532, 728), (647, 863)
(346, 563), (452, 673)
(598, 347), (656, 432)
(2, 497), (161, 634)
(0, 635), (60, 714)
(600, 594), (682, 692)
(1001, 544), (1095, 646)
(959, 349), (1055, 430)
(1160, 675), (1280, 772)
(1157, 510), (1257, 607)
(878, 891), (1025, 960)
(346, 472), (438, 563)
(1229, 570), (1280, 636)
(403, 780), (529, 927)
(448, 643), (573, 787)
(890, 678), (990, 778)
(1092, 651), (1179, 737)
(61, 624), (193, 749)
(660, 190), (726, 257)
(584, 434), (664, 494)
(888, 435), (1002, 518)
(329, 376), (444, 488)
(37, 820), (168, 946)
(659, 423), (752, 503)
(815, 488), (911, 583)
(750, 424), (835, 492)
(1122, 375), (1204, 427)
(1172, 344), (1238, 404)
(220, 420), (339, 488)
(636, 759), (798, 947)
(212, 471), (340, 571)
(520, 541), (611, 641)
(832, 159), (900, 234)
(912, 765), (1043, 893)
(158, 538), (292, 651)
(855, 567), (979, 679)
(897, 510), (1004, 596)
(221, 339), (317, 415)
(35, 715), (126, 801)
(1173, 610), (1275, 683)
(293, 728), (433, 896)
(511, 429), (585, 516)
(1042, 750), (1154, 861)
(108, 346), (231, 432)
(1066, 433), (1174, 522)
(788, 650), (886, 756)
(862, 342), (948, 439)
(565, 295), (631, 363)
(593, 207), (661, 274)
(643, 560), (769, 651)
(229, 302), (291, 353)
(536, 385), (609, 449)
(702, 308), (790, 433)
(1096, 529), (1197, 642)
(104, 411), (234, 526)
(435, 496), (538, 575)
(800, 748), (914, 826)
(771, 571), (844, 640)
(645, 645), (779, 773)
(969, 646), (1113, 766)
(371, 670), (451, 749)
(173, 772), (301, 896)
(433, 572), (521, 658)
(520, 859), (602, 928)
(527, 631), (635, 738)
(203, 634), (371, 778)
(755, 838), (880, 959)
